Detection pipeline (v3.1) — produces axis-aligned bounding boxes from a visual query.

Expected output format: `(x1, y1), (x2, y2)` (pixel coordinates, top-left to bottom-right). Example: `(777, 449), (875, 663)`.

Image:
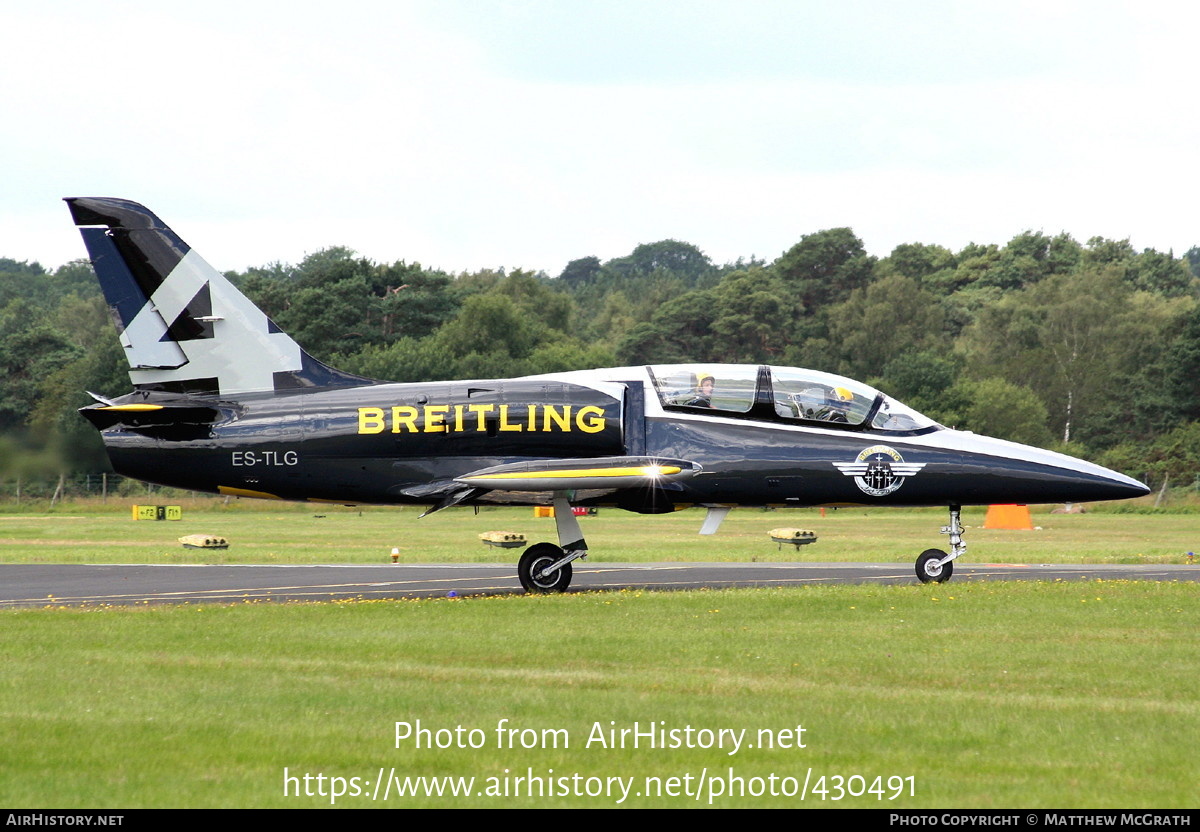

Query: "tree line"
(2, 226), (1199, 495)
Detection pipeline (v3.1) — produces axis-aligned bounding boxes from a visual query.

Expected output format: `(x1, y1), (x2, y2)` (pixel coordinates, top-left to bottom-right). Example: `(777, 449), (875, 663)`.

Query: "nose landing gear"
(916, 505), (965, 584)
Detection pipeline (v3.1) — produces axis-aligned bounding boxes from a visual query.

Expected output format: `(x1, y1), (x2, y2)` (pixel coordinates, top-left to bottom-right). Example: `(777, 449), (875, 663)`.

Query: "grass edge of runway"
(0, 579), (1196, 809)
(1, 503), (1194, 566)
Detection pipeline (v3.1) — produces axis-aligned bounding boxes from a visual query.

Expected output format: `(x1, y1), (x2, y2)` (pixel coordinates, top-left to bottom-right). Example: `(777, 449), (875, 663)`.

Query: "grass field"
(2, 583), (1197, 809)
(0, 498), (1194, 566)
(0, 499), (1197, 809)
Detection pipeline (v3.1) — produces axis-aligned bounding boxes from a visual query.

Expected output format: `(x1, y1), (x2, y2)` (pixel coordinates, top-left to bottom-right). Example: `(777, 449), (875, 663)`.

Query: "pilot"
(684, 373), (715, 408)
(815, 387), (854, 422)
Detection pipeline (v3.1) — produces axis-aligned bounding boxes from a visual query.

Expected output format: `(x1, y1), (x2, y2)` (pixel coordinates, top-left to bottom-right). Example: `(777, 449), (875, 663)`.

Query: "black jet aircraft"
(66, 197), (1150, 591)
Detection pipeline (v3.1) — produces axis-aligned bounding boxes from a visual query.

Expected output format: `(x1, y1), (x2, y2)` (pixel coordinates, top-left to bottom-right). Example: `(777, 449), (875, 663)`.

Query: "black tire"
(916, 548), (953, 583)
(518, 543), (573, 593)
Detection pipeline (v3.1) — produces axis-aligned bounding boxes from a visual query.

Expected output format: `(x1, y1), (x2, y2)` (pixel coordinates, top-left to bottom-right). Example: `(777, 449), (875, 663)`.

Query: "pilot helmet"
(826, 386), (854, 409)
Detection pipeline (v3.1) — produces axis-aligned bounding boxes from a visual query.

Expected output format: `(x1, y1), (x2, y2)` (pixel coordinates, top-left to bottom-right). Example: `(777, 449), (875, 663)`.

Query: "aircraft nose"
(1087, 469), (1151, 502)
(1016, 454), (1150, 504)
(1011, 462), (1149, 504)
(932, 430), (1151, 505)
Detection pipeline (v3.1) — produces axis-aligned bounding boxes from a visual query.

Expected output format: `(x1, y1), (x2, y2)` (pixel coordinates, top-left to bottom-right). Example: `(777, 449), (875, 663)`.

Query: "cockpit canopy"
(647, 364), (940, 433)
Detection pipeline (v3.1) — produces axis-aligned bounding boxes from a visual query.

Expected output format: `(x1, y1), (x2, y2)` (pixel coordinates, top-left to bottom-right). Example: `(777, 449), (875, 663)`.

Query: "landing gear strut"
(915, 504), (966, 584)
(517, 491), (588, 593)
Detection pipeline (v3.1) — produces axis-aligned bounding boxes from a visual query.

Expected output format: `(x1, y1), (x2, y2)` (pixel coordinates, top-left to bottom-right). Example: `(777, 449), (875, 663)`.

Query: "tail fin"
(65, 197), (371, 397)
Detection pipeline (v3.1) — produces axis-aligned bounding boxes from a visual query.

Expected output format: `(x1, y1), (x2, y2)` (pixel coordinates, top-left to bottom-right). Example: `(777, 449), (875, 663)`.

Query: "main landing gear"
(915, 505), (966, 584)
(517, 491), (588, 593)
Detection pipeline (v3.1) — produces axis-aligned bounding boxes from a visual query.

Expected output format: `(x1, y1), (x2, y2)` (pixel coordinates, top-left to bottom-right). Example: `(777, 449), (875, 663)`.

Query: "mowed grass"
(1, 500), (1197, 808)
(0, 581), (1196, 808)
(0, 498), (1194, 565)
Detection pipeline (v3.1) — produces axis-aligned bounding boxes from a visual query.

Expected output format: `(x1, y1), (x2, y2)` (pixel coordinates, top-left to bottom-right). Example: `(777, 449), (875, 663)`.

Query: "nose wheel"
(915, 505), (965, 583)
(916, 548), (953, 583)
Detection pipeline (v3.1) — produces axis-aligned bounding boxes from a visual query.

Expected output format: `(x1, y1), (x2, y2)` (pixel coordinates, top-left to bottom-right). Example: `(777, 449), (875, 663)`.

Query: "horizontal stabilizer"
(454, 456), (701, 492)
(418, 487), (489, 518)
(79, 401), (226, 440)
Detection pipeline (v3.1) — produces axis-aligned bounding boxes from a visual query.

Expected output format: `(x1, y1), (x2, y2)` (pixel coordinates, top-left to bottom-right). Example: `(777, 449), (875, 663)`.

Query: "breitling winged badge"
(833, 445), (926, 497)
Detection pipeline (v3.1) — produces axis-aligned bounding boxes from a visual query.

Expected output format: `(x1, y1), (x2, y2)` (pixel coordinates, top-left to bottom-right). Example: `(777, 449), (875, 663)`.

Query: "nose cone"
(1037, 463), (1150, 503)
(1097, 468), (1151, 500)
(927, 430), (1150, 505)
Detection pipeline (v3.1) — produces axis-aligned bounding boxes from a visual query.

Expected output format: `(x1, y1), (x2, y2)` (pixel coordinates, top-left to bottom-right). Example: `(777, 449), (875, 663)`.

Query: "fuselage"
(97, 364), (1149, 509)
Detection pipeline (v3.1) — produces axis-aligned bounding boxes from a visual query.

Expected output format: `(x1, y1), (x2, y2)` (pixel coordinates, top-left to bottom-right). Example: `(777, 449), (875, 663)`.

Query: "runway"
(0, 561), (1195, 608)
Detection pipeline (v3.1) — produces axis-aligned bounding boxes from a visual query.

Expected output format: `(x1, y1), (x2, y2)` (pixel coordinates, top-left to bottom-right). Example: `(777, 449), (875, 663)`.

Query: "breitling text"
(357, 404), (607, 435)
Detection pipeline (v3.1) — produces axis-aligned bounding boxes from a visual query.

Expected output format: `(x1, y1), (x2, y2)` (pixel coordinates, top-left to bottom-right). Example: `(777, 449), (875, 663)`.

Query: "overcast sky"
(2, 0), (1195, 276)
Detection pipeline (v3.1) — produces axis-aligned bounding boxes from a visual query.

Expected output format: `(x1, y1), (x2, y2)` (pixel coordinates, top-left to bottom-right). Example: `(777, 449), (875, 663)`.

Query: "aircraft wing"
(402, 456), (700, 517)
(453, 456), (701, 491)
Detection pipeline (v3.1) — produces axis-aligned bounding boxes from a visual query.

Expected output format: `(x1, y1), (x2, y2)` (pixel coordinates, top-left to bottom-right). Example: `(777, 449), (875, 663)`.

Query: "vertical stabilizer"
(66, 198), (370, 396)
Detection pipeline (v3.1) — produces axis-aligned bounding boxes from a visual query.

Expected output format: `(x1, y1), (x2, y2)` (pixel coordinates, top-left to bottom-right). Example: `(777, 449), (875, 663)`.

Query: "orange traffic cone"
(983, 504), (1034, 530)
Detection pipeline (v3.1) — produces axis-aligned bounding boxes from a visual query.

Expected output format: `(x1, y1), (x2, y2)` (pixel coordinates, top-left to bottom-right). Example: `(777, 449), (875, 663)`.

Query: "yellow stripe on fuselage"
(464, 465), (682, 481)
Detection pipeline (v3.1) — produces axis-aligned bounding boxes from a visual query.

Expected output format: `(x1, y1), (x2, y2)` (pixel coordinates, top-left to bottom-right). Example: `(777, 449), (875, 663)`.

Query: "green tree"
(1165, 302), (1200, 421)
(340, 336), (455, 383)
(1183, 246), (1200, 277)
(976, 231), (1082, 291)
(1100, 422), (1200, 490)
(773, 228), (875, 313)
(282, 277), (373, 357)
(708, 269), (788, 363)
(0, 259), (50, 310)
(876, 350), (962, 417)
(606, 240), (712, 282)
(1077, 292), (1195, 446)
(369, 261), (458, 339)
(1128, 248), (1197, 297)
(616, 289), (719, 365)
(525, 341), (617, 374)
(960, 268), (1151, 445)
(557, 256), (602, 285)
(492, 272), (574, 333)
(0, 300), (82, 433)
(1082, 236), (1135, 271)
(435, 294), (540, 361)
(826, 274), (945, 380)
(588, 291), (637, 347)
(950, 378), (1054, 446)
(939, 243), (1000, 296)
(879, 242), (957, 291)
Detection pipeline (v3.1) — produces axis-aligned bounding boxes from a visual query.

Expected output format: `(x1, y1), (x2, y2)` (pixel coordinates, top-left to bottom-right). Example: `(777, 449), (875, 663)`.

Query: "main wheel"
(518, 543), (573, 593)
(916, 548), (954, 583)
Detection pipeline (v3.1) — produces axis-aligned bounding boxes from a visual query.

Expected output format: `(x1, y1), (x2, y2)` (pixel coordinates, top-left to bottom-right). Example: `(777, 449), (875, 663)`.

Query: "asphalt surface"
(0, 561), (1196, 608)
